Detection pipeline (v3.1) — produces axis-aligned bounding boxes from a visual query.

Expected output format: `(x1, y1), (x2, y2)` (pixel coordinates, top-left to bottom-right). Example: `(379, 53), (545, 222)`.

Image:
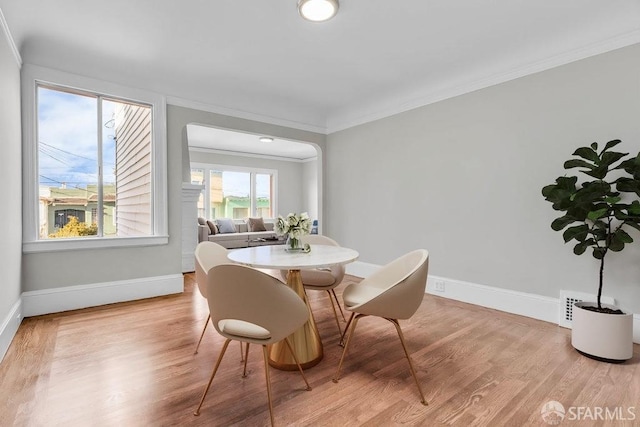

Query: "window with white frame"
(191, 164), (276, 220)
(22, 65), (168, 252)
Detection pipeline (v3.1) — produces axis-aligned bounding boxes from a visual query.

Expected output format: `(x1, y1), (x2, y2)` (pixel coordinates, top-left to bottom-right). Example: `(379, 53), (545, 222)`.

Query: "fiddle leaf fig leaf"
(592, 247), (607, 259)
(602, 139), (622, 152)
(564, 159), (595, 170)
(572, 146), (599, 162)
(604, 196), (621, 204)
(563, 224), (588, 243)
(551, 215), (576, 231)
(601, 151), (627, 168)
(614, 229), (633, 244)
(587, 208), (608, 221)
(617, 177), (640, 196)
(629, 200), (640, 215)
(573, 239), (593, 255)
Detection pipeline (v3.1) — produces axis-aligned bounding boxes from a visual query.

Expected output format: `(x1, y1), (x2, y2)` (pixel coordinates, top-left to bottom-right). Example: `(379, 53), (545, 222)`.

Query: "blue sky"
(38, 86), (116, 189)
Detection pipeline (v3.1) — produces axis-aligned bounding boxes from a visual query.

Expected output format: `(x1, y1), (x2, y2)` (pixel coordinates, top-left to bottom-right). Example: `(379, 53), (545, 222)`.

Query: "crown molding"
(326, 30), (640, 134)
(0, 7), (21, 67)
(167, 96), (327, 135)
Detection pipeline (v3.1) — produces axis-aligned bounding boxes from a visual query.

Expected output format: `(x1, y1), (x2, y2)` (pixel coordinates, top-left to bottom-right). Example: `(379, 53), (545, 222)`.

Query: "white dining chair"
(332, 249), (430, 405)
(193, 264), (312, 425)
(280, 234), (347, 336)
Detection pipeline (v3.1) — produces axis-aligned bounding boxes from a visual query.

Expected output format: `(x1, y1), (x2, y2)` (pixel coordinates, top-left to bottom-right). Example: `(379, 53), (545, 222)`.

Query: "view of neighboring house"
(191, 168), (273, 220)
(39, 184), (116, 237)
(36, 102), (152, 239)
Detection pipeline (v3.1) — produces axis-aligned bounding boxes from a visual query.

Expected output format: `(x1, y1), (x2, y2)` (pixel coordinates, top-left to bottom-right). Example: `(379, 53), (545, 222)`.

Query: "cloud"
(38, 87), (116, 186)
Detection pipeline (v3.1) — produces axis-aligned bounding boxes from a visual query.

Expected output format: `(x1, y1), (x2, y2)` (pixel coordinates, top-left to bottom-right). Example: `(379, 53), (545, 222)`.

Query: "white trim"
(21, 274), (184, 317)
(346, 261), (639, 344)
(0, 299), (23, 362)
(22, 235), (169, 253)
(189, 146), (314, 163)
(326, 30), (640, 133)
(0, 7), (22, 67)
(167, 96), (327, 134)
(426, 274), (559, 325)
(21, 64), (168, 251)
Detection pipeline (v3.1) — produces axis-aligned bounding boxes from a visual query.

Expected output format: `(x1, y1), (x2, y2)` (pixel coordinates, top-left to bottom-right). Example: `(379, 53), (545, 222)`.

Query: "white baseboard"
(347, 261), (639, 344)
(426, 274), (560, 325)
(0, 299), (23, 363)
(22, 274), (184, 317)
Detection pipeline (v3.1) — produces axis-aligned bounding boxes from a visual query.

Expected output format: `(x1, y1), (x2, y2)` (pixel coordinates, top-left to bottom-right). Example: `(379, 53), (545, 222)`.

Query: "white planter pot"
(571, 302), (633, 362)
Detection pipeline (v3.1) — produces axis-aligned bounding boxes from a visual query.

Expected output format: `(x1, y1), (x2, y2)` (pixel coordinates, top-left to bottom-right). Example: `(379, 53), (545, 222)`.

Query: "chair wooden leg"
(333, 314), (363, 383)
(339, 312), (355, 347)
(242, 343), (250, 378)
(330, 288), (347, 322)
(194, 338), (231, 416)
(262, 345), (276, 427)
(194, 314), (211, 354)
(387, 318), (428, 406)
(283, 337), (312, 391)
(326, 290), (343, 336)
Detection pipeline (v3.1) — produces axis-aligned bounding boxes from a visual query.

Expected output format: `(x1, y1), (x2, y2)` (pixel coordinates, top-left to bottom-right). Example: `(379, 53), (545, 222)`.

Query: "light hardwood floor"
(1, 273), (638, 426)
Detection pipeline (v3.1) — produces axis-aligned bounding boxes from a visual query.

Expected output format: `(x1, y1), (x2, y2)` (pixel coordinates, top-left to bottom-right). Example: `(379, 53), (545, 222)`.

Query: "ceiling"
(187, 125), (318, 161)
(1, 1), (639, 135)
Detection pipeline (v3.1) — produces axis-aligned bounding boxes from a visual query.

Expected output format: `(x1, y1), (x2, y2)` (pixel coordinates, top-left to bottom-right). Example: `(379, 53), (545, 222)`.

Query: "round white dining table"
(228, 244), (359, 370)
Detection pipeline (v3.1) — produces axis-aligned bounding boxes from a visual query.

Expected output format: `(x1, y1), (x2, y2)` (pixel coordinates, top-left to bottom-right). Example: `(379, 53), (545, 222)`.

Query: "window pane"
(256, 173), (272, 218)
(224, 171), (250, 219)
(109, 99), (153, 237)
(38, 86), (98, 239)
(211, 170), (250, 219)
(37, 85), (153, 239)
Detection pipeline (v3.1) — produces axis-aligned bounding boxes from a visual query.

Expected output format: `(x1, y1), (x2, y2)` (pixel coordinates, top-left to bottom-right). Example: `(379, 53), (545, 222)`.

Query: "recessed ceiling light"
(259, 136), (274, 143)
(298, 0), (339, 22)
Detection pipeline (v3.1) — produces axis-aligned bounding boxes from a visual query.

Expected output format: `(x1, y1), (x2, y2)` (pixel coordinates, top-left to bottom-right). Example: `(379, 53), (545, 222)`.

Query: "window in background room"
(191, 164), (276, 219)
(37, 84), (153, 239)
(256, 173), (272, 218)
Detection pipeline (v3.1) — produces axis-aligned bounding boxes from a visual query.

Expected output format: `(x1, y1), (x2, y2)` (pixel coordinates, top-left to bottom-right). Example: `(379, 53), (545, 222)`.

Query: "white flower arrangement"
(275, 212), (311, 250)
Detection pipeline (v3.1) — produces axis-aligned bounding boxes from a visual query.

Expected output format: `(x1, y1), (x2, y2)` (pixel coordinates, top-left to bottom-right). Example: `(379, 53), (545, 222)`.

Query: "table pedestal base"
(268, 269), (323, 370)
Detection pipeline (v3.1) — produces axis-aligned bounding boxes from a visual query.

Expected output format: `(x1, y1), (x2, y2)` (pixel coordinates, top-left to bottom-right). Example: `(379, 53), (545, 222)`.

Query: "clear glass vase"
(286, 235), (302, 252)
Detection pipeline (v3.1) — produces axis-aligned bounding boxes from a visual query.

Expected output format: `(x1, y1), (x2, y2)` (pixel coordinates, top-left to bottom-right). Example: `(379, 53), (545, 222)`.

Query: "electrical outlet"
(434, 280), (445, 292)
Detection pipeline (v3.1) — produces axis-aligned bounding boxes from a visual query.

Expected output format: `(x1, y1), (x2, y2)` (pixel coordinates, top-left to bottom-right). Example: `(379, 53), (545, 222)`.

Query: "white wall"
(0, 21), (23, 360)
(326, 44), (640, 313)
(302, 159), (318, 221)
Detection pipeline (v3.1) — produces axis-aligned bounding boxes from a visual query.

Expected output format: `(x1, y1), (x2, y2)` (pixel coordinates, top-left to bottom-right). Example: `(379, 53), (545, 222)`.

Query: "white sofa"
(197, 217), (285, 249)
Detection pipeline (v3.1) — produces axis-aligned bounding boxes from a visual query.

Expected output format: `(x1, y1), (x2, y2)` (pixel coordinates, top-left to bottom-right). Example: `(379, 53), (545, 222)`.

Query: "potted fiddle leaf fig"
(542, 139), (640, 362)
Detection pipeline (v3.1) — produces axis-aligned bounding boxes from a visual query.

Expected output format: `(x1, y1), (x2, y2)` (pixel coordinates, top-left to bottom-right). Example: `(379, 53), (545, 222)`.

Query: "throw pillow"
(206, 220), (218, 235)
(197, 217), (206, 226)
(216, 218), (237, 234)
(247, 217), (267, 232)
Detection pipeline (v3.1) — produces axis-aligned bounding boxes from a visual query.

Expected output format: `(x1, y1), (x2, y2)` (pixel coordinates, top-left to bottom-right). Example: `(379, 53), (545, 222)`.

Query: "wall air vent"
(558, 290), (616, 328)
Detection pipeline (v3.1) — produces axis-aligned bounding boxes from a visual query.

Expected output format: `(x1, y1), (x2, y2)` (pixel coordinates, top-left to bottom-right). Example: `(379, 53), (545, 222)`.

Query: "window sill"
(22, 235), (170, 254)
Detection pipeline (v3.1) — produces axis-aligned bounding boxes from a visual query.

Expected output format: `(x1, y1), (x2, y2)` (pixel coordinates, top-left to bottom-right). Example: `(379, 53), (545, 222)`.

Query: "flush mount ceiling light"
(259, 136), (274, 143)
(298, 0), (339, 22)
